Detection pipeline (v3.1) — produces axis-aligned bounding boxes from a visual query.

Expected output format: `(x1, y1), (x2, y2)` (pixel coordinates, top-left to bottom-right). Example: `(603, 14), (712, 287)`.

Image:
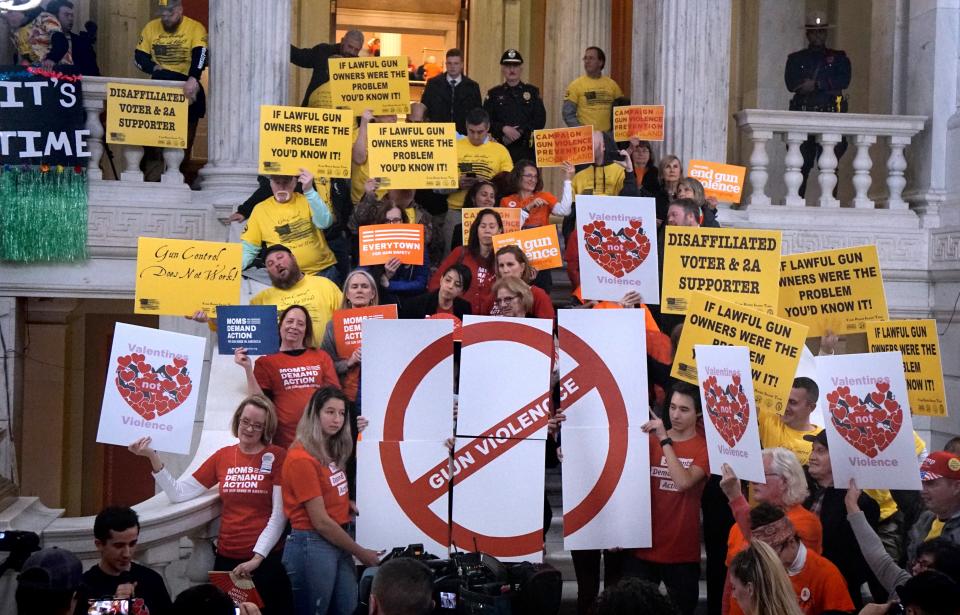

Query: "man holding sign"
(241, 168), (339, 283)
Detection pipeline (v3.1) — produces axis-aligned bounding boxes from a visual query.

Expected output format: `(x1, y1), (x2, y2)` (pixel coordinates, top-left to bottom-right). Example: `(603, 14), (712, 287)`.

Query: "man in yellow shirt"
(758, 376), (821, 465)
(563, 47), (623, 133)
(442, 108), (513, 252)
(241, 168), (339, 283)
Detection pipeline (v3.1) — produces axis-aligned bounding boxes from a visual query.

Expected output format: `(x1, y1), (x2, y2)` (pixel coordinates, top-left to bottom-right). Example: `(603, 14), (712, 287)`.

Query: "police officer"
(785, 10), (851, 197)
(484, 49), (547, 163)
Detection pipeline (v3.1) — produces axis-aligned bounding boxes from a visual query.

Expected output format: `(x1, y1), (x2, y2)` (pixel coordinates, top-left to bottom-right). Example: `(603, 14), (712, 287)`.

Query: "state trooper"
(483, 49), (547, 163)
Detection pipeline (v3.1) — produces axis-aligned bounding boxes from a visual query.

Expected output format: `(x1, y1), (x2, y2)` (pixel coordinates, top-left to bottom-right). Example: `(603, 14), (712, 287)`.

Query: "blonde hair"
(495, 245), (538, 284)
(763, 448), (809, 506)
(295, 386), (352, 468)
(491, 276), (534, 314)
(230, 394), (278, 445)
(729, 541), (803, 615)
(678, 177), (706, 204)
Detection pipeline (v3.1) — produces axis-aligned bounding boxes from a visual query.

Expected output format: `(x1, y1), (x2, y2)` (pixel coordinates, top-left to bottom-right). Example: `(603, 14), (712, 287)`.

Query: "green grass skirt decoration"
(0, 166), (88, 262)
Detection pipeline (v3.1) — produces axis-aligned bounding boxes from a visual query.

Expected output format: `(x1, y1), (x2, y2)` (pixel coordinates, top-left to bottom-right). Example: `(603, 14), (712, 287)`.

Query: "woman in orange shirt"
(281, 386), (381, 615)
(500, 160), (573, 229)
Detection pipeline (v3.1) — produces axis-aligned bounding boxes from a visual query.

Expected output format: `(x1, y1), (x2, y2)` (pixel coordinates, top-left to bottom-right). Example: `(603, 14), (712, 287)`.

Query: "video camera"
(0, 530), (41, 574)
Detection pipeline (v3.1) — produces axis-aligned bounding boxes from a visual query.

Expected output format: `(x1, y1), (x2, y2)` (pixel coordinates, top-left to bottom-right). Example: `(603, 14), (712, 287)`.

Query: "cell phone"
(87, 599), (130, 614)
(235, 608), (241, 615)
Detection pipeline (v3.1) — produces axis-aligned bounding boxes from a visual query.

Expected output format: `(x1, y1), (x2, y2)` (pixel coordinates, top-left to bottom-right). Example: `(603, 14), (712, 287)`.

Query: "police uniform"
(483, 49), (546, 163)
(784, 13), (851, 197)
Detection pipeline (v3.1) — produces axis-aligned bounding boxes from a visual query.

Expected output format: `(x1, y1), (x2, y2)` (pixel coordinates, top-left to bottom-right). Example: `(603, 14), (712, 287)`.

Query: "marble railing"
(734, 109), (926, 209)
(82, 76), (188, 184)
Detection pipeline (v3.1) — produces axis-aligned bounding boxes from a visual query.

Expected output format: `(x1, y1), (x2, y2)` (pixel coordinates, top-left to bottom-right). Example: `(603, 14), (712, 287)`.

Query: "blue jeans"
(282, 529), (357, 615)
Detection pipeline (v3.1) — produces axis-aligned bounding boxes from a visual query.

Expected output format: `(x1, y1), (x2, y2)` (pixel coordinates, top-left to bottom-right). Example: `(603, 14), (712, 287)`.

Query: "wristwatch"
(660, 437), (673, 448)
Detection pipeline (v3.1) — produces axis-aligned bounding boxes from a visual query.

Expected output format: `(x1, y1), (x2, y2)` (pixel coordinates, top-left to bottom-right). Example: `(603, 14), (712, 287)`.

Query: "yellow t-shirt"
(447, 140), (514, 210)
(564, 75), (623, 133)
(250, 275), (343, 347)
(137, 16), (207, 76)
(241, 193), (335, 275)
(307, 81), (332, 109)
(572, 164), (626, 198)
(758, 410), (817, 465)
(926, 518), (946, 541)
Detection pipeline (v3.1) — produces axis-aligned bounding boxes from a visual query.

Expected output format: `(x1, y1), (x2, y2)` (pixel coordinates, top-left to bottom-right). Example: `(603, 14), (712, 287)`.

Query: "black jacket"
(420, 73), (483, 134)
(399, 291), (471, 321)
(290, 42), (340, 107)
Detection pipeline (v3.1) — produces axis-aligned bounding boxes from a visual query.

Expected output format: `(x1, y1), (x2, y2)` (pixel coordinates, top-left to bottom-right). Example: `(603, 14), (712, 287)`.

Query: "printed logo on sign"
(115, 352), (192, 421)
(702, 371), (751, 448)
(827, 380), (903, 459)
(139, 298), (160, 311)
(582, 219), (651, 278)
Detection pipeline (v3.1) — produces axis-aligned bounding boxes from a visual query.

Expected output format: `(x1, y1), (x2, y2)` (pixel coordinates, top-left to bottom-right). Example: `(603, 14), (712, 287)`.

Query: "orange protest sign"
(333, 304), (398, 357)
(358, 224), (424, 266)
(492, 225), (563, 270)
(612, 105), (664, 141)
(533, 126), (594, 167)
(461, 207), (522, 245)
(687, 160), (747, 203)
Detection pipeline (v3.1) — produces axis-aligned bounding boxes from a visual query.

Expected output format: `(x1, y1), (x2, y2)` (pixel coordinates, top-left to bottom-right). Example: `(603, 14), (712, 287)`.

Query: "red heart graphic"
(582, 219), (652, 278)
(115, 353), (193, 421)
(828, 381), (903, 458)
(702, 373), (751, 448)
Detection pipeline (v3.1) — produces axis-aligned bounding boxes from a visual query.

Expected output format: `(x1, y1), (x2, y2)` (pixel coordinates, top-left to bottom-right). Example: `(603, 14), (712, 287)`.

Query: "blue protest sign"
(216, 305), (279, 355)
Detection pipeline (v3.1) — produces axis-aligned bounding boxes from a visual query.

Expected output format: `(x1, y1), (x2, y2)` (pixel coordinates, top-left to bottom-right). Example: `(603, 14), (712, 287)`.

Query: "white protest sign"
(558, 309), (651, 550)
(360, 319), (454, 442)
(97, 323), (206, 454)
(576, 195), (660, 302)
(815, 352), (921, 490)
(695, 345), (765, 483)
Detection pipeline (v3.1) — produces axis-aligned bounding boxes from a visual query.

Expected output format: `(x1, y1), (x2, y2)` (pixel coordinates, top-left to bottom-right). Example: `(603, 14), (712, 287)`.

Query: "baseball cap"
(920, 451), (960, 481)
(500, 49), (523, 65)
(17, 547), (83, 592)
(802, 429), (828, 448)
(896, 570), (960, 611)
(262, 244), (293, 259)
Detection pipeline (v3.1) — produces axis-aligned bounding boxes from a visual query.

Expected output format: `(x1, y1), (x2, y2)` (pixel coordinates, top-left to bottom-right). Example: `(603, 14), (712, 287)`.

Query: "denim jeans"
(282, 529), (357, 615)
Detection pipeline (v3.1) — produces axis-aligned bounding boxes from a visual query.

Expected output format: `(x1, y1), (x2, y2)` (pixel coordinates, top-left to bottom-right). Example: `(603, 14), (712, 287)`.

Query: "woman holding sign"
(128, 395), (293, 614)
(320, 269), (380, 406)
(488, 245), (555, 319)
(365, 203), (429, 305)
(430, 208), (502, 314)
(282, 386), (381, 615)
(235, 305), (341, 449)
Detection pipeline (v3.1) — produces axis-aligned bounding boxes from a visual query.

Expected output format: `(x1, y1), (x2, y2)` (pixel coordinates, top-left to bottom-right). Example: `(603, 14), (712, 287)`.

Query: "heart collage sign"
(815, 352), (921, 490)
(576, 195), (660, 302)
(97, 323), (207, 454)
(695, 345), (764, 483)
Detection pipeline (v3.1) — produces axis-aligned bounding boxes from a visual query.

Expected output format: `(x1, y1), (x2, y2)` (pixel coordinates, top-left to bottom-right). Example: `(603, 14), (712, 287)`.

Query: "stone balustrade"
(82, 76), (188, 185)
(734, 109), (926, 209)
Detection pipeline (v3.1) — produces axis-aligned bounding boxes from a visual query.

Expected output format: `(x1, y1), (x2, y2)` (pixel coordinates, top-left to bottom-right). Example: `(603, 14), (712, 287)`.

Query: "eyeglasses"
(385, 217), (403, 224)
(769, 536), (796, 554)
(240, 418), (265, 432)
(495, 295), (520, 306)
(521, 173), (538, 180)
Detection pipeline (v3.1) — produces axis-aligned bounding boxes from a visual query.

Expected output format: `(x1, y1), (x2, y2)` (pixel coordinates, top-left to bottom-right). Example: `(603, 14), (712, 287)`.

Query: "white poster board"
(695, 345), (765, 483)
(97, 323), (206, 454)
(576, 195), (660, 303)
(557, 309), (652, 549)
(816, 352), (921, 490)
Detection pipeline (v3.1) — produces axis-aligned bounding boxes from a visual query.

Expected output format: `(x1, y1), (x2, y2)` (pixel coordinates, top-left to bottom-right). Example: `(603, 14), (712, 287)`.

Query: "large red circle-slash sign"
(379, 321), (629, 557)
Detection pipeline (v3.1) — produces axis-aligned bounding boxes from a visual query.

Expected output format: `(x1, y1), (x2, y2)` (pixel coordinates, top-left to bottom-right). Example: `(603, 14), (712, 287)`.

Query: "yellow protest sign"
(672, 292), (808, 413)
(687, 160), (747, 203)
(366, 123), (458, 189)
(779, 245), (889, 337)
(258, 105), (352, 178)
(492, 225), (563, 270)
(328, 56), (410, 115)
(661, 227), (782, 315)
(106, 82), (187, 148)
(533, 126), (594, 167)
(461, 208), (522, 245)
(135, 237), (242, 318)
(867, 319), (948, 417)
(612, 105), (664, 141)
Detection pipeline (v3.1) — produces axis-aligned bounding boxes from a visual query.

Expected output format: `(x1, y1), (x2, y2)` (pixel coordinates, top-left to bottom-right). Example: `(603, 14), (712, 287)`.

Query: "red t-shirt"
(633, 433), (709, 563)
(482, 283), (555, 319)
(282, 443), (351, 529)
(192, 444), (286, 559)
(500, 192), (559, 228)
(728, 549), (853, 615)
(254, 349), (340, 448)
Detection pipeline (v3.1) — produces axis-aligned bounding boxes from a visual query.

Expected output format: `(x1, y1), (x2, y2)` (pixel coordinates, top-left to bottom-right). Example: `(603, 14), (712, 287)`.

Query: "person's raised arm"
(128, 437), (207, 503)
(352, 109), (374, 165)
(641, 418), (706, 491)
(720, 463), (751, 537)
(234, 348), (265, 396)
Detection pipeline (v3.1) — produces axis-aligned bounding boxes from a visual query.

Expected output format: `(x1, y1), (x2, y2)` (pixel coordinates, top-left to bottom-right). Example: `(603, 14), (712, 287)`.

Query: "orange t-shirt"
(193, 444), (286, 559)
(500, 192), (559, 228)
(725, 504), (823, 566)
(728, 549), (853, 615)
(253, 349), (341, 448)
(282, 443), (351, 529)
(633, 433), (709, 563)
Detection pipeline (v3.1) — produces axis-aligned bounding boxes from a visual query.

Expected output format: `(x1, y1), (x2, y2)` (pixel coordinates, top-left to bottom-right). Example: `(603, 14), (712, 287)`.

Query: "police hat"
(500, 49), (523, 65)
(804, 10), (834, 29)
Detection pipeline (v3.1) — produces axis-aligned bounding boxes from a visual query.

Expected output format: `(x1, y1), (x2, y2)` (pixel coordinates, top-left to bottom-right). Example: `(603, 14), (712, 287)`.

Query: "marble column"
(199, 0), (292, 219)
(631, 0), (732, 165)
(0, 298), (19, 486)
(901, 0), (960, 228)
